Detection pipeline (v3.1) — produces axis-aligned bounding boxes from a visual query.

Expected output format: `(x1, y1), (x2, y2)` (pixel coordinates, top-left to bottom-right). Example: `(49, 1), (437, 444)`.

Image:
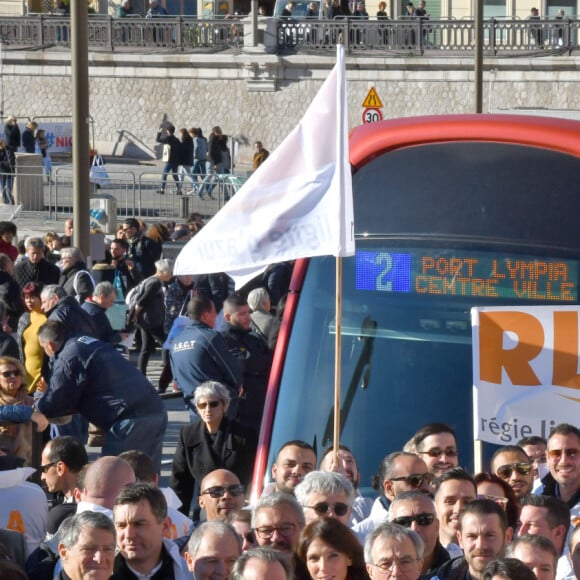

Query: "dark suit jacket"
(0, 527), (28, 567)
(170, 417), (257, 516)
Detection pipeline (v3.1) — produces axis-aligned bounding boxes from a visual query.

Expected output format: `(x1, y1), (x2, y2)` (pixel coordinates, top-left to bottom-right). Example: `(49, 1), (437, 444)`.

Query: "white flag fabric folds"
(174, 44), (354, 288)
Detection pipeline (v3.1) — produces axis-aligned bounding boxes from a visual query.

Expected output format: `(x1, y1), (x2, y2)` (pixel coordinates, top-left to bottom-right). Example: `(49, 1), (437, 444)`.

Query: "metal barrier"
(20, 166), (249, 225)
(0, 15), (244, 52)
(276, 17), (580, 55)
(0, 14), (576, 54)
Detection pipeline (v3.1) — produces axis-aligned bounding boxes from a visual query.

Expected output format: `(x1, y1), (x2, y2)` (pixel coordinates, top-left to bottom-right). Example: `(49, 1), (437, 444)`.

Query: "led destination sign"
(355, 249), (578, 302)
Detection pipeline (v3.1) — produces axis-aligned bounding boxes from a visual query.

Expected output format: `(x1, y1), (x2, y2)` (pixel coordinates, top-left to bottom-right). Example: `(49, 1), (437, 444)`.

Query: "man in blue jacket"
(36, 320), (167, 472)
(170, 294), (242, 421)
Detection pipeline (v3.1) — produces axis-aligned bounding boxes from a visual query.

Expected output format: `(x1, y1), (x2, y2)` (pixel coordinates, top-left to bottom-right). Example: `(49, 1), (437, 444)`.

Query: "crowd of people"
(2, 405), (580, 579)
(0, 214), (578, 580)
(155, 122), (269, 197)
(0, 116), (53, 206)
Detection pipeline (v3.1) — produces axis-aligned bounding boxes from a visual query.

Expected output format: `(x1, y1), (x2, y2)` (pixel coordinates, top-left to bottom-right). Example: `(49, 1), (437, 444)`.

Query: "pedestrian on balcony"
(415, 1), (429, 45)
(52, 0), (70, 15)
(324, 0), (338, 18)
(117, 0), (134, 17)
(377, 1), (389, 18)
(528, 7), (543, 47)
(146, 0), (168, 17)
(554, 8), (565, 47)
(156, 123), (182, 195)
(403, 2), (417, 46)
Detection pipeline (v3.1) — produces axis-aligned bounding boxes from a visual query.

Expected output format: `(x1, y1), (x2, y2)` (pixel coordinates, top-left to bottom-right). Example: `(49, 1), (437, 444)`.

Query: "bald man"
(77, 456), (136, 515)
(199, 469), (246, 522)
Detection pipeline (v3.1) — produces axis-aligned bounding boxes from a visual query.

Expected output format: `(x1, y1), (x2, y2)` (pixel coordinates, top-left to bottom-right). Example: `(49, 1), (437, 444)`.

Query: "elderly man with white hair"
(247, 287), (275, 342)
(295, 470), (356, 528)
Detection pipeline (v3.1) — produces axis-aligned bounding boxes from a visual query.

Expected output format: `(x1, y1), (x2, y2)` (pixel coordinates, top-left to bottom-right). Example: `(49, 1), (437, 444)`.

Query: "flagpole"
(334, 256), (343, 456)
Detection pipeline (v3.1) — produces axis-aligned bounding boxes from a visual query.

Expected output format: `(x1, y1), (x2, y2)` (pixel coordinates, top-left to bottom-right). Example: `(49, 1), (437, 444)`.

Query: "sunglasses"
(496, 462), (532, 479)
(390, 473), (434, 487)
(419, 448), (459, 458)
(197, 400), (221, 410)
(391, 513), (435, 527)
(1, 370), (22, 378)
(547, 448), (579, 460)
(306, 502), (350, 517)
(40, 462), (57, 473)
(201, 484), (245, 498)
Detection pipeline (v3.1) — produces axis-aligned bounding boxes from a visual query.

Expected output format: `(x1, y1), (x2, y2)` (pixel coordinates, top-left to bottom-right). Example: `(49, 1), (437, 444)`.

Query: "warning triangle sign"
(362, 87), (383, 108)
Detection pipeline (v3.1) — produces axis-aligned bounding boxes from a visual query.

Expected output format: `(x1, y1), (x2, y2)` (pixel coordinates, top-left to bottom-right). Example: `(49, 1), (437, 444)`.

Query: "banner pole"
(334, 256), (343, 456)
(474, 439), (483, 473)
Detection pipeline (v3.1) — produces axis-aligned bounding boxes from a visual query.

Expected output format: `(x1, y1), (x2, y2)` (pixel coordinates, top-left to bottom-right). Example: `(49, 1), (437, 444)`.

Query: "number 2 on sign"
(375, 252), (393, 291)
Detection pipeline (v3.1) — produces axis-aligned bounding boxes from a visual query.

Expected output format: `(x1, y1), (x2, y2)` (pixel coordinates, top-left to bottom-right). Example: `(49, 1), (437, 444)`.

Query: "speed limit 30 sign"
(362, 108), (383, 125)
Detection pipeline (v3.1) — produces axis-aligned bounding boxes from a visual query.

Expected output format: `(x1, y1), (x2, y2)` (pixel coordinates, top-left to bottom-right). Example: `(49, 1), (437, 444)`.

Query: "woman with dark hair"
(298, 518), (370, 580)
(146, 222), (171, 246)
(16, 281), (46, 391)
(474, 472), (520, 530)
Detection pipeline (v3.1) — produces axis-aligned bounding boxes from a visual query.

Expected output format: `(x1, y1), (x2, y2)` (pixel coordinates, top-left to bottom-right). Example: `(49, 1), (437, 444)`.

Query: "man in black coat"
(121, 218), (161, 279)
(221, 294), (273, 435)
(15, 237), (60, 289)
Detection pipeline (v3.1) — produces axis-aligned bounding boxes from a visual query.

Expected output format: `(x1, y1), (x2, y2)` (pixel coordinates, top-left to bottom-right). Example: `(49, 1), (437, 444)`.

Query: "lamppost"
(71, 1), (91, 260)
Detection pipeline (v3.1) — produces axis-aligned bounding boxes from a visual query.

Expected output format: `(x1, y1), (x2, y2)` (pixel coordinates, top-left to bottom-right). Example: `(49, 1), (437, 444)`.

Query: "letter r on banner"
(479, 311), (543, 385)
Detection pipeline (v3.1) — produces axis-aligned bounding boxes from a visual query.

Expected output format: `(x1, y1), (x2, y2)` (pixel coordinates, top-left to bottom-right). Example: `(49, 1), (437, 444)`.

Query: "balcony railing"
(0, 14), (577, 55)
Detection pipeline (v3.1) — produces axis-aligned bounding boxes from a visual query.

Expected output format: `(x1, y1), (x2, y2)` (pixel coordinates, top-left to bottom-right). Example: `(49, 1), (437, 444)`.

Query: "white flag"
(174, 44), (354, 288)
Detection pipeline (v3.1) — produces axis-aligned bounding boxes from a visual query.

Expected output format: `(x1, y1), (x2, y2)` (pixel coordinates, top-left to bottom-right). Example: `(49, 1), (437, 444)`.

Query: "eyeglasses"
(1, 370), (22, 378)
(391, 513), (435, 527)
(370, 557), (421, 575)
(254, 524), (296, 540)
(390, 473), (434, 487)
(496, 462), (532, 479)
(197, 400), (221, 410)
(547, 448), (579, 460)
(418, 448), (459, 458)
(200, 484), (245, 498)
(477, 494), (508, 509)
(241, 531), (256, 544)
(40, 462), (57, 473)
(306, 502), (350, 517)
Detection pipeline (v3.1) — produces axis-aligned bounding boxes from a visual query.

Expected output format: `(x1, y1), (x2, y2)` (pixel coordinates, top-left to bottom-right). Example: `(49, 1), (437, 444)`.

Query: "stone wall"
(2, 50), (579, 167)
